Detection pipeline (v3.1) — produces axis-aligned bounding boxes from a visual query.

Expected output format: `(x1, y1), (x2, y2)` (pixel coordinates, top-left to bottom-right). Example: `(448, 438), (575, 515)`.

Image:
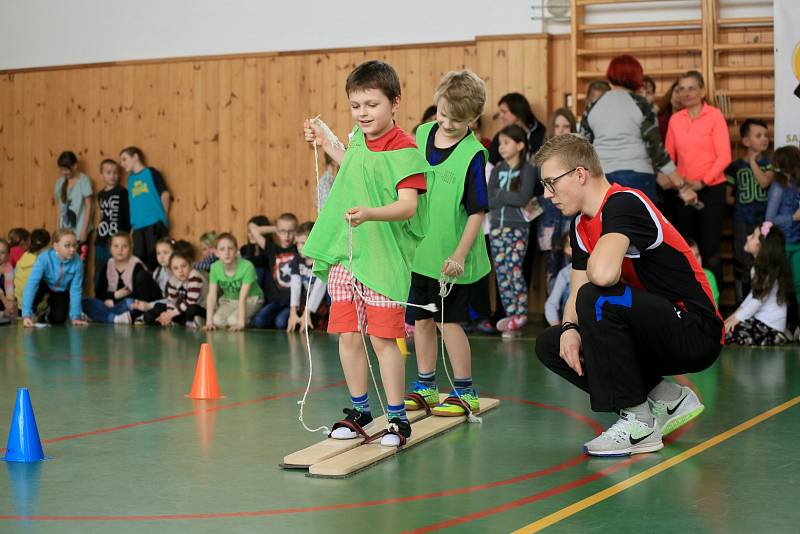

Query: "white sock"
(649, 380), (682, 403)
(623, 401), (653, 426)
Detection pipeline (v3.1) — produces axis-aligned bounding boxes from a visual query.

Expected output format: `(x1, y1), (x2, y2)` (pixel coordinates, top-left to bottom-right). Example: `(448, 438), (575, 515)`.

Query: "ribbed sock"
(351, 393), (371, 415)
(418, 370), (437, 387)
(649, 380), (682, 402)
(453, 377), (473, 395)
(387, 403), (408, 423)
(623, 401), (653, 426)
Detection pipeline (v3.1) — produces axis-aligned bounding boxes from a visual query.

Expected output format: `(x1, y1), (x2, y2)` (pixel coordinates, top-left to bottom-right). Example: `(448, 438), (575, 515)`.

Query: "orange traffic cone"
(186, 343), (224, 399)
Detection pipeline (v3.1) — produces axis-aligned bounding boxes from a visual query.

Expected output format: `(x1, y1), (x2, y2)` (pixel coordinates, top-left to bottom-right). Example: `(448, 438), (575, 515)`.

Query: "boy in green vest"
(404, 70), (491, 416)
(302, 61), (430, 447)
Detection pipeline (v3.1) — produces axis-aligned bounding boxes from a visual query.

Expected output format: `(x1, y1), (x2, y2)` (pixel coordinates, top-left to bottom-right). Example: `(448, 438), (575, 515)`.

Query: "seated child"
(544, 233), (572, 326)
(204, 233), (264, 331)
(82, 233), (160, 324)
(143, 252), (207, 328)
(251, 213), (298, 329)
(725, 223), (790, 345)
(241, 215), (272, 284)
(152, 237), (174, 295)
(7, 228), (30, 269)
(22, 229), (87, 327)
(14, 229), (50, 307)
(286, 222), (328, 332)
(687, 238), (719, 308)
(193, 231), (218, 272)
(0, 239), (16, 322)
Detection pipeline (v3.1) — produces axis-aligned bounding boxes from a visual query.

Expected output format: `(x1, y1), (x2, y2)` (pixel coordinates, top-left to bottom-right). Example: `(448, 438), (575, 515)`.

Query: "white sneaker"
(114, 312), (132, 325)
(583, 411), (663, 457)
(649, 386), (704, 437)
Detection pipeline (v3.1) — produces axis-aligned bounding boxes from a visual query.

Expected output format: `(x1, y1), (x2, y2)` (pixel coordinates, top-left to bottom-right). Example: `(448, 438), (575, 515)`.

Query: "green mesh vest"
(302, 126), (431, 302)
(411, 122), (491, 284)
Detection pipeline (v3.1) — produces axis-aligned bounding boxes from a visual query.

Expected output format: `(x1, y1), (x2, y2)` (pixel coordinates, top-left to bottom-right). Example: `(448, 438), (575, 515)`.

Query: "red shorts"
(327, 263), (405, 339)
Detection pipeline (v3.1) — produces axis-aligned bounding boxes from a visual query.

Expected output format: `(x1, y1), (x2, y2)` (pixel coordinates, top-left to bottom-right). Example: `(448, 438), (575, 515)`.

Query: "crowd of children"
(1, 56), (797, 357)
(0, 143), (328, 334)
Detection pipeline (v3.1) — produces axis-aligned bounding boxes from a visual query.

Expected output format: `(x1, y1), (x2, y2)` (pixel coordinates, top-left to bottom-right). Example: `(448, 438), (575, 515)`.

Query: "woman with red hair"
(579, 55), (689, 204)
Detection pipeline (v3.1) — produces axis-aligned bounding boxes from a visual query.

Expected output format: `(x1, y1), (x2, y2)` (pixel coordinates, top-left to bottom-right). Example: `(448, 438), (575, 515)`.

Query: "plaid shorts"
(327, 263), (405, 339)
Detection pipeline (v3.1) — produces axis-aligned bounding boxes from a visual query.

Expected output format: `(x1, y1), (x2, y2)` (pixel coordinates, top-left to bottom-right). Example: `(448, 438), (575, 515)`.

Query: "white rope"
(297, 273), (330, 434)
(436, 262), (481, 424)
(296, 115), (331, 435)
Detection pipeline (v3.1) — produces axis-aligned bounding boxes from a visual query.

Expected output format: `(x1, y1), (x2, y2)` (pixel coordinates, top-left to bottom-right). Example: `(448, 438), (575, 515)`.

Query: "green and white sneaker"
(650, 386), (704, 437)
(583, 411), (663, 457)
(404, 382), (440, 411)
(432, 389), (480, 417)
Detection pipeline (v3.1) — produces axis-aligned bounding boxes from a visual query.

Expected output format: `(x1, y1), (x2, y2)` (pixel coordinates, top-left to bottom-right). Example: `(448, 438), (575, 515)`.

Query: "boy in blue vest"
(120, 146), (170, 270)
(404, 70), (491, 417)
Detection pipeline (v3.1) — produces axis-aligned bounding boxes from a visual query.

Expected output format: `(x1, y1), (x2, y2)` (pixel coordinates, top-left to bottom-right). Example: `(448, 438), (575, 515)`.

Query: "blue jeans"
(606, 170), (657, 203)
(251, 300), (290, 329)
(93, 244), (111, 289)
(82, 297), (134, 323)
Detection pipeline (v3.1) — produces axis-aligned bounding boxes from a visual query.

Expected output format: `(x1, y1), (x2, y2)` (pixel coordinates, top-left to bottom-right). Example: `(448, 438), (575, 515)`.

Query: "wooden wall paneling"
(217, 59), (233, 237)
(189, 62), (207, 240)
(280, 56), (299, 218)
(296, 54), (313, 220)
(205, 60), (222, 239)
(0, 76), (8, 220)
(491, 40), (510, 136)
(26, 73), (45, 230)
(404, 48), (422, 132)
(547, 36), (571, 113)
(10, 73), (26, 229)
(474, 39), (495, 139)
(266, 57), (282, 221)
(242, 58), (259, 235)
(254, 59), (269, 222)
(231, 57), (247, 237)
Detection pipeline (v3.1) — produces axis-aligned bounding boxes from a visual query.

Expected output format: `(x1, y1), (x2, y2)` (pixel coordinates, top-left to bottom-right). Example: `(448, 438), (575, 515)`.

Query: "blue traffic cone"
(3, 388), (45, 462)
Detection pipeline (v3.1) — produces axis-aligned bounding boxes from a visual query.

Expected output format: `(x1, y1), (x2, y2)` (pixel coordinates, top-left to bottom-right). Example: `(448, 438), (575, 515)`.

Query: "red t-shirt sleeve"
(396, 173), (427, 192)
(366, 125), (427, 192)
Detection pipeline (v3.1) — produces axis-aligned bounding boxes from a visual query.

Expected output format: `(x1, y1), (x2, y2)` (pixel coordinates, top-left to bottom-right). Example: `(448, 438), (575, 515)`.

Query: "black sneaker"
(329, 408), (374, 440)
(380, 417), (412, 447)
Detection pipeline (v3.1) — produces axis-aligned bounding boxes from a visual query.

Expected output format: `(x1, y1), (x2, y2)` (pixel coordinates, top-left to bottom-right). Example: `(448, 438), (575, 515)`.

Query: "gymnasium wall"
(0, 35), (564, 244)
(0, 0), (543, 71)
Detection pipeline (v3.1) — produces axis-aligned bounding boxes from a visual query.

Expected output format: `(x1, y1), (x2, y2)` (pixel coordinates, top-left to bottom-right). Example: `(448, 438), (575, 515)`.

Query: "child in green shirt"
(405, 70), (491, 417)
(204, 233), (264, 331)
(302, 61), (429, 447)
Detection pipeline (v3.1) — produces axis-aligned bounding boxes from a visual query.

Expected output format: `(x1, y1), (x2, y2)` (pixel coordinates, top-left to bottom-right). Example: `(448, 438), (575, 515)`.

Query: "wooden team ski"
(306, 397), (500, 478)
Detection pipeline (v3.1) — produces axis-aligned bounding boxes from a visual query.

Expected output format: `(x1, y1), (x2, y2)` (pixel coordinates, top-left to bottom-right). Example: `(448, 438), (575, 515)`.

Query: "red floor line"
(0, 398), (601, 522)
(404, 377), (702, 533)
(402, 457), (644, 534)
(0, 380), (345, 453)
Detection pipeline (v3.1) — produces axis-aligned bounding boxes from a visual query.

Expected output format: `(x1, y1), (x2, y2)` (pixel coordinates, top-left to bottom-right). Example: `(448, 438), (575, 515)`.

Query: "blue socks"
(454, 377), (474, 395)
(351, 393), (371, 416)
(387, 403), (408, 423)
(418, 370), (436, 387)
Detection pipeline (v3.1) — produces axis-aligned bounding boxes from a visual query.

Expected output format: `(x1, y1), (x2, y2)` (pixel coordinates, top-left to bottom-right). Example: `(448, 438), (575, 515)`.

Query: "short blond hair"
(433, 70), (486, 123)
(533, 133), (603, 178)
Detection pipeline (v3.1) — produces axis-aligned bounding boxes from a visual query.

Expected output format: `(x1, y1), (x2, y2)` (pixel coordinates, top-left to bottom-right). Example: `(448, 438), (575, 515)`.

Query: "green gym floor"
(1, 324), (799, 533)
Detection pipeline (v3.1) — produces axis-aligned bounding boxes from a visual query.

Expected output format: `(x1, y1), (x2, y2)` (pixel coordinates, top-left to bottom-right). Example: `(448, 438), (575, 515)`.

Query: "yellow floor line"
(512, 394), (800, 533)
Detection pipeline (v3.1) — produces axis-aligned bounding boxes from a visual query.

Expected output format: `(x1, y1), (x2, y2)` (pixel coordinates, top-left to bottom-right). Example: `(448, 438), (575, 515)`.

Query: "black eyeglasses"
(540, 167), (580, 194)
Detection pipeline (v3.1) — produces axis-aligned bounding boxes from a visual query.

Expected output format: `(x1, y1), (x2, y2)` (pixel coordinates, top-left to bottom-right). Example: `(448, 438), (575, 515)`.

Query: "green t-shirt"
(704, 268), (719, 308)
(209, 258), (263, 300)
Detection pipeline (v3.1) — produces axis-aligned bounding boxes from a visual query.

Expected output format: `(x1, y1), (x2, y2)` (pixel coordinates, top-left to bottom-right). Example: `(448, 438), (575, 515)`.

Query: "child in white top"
(725, 222), (790, 345)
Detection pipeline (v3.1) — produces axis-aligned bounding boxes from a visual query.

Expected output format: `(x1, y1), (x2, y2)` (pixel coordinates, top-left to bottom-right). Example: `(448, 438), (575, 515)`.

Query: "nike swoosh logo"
(630, 431), (655, 445)
(667, 395), (688, 415)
